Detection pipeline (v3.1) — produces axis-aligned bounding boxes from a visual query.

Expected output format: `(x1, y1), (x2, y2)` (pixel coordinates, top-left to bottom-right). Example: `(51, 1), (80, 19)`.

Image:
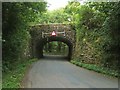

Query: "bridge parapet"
(30, 23), (75, 44)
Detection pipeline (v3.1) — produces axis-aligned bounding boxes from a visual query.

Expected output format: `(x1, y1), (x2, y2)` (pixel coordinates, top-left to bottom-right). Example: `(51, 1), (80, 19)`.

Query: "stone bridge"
(29, 23), (75, 60)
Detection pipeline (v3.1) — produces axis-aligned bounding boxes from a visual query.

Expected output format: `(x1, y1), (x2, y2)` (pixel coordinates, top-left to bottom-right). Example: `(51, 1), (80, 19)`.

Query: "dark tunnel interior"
(35, 36), (73, 60)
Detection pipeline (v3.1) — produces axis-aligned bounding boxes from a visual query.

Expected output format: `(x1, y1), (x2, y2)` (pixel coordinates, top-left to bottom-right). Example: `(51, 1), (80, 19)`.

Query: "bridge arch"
(29, 23), (75, 60)
(35, 36), (73, 60)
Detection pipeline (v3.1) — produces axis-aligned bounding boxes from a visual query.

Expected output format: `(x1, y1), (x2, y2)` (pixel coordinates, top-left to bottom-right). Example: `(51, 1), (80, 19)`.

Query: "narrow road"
(22, 55), (118, 88)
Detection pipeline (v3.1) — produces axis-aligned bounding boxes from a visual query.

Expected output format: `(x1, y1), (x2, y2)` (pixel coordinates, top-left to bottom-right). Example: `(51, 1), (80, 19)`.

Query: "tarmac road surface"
(22, 55), (118, 88)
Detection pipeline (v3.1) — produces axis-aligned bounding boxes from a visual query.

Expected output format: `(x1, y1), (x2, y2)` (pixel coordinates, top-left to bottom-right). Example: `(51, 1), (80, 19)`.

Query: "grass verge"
(2, 58), (38, 88)
(71, 60), (119, 77)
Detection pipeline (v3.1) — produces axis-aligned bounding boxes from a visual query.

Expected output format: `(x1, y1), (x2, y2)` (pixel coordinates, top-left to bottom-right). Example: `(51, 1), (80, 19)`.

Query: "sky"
(46, 0), (86, 11)
(46, 0), (69, 11)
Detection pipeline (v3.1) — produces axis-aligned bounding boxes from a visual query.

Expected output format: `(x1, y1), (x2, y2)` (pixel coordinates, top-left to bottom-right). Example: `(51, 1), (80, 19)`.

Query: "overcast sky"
(46, 0), (69, 11)
(46, 0), (86, 11)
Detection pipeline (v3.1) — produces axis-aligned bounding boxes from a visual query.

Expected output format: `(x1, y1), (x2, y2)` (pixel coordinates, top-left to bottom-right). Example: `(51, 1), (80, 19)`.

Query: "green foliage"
(2, 58), (38, 88)
(2, 2), (47, 71)
(64, 1), (81, 15)
(2, 1), (119, 84)
(71, 2), (119, 71)
(87, 2), (116, 16)
(71, 60), (119, 77)
(38, 1), (119, 72)
(39, 8), (71, 24)
(43, 41), (68, 56)
(39, 1), (81, 24)
(64, 1), (81, 24)
(100, 2), (120, 70)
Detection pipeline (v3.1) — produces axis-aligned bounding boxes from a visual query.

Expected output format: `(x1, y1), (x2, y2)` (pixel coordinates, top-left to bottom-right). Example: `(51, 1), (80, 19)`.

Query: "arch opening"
(35, 36), (73, 60)
(43, 41), (69, 56)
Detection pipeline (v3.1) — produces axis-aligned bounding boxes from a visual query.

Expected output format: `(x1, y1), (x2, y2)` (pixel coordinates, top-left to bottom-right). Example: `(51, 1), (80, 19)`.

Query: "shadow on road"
(43, 55), (68, 61)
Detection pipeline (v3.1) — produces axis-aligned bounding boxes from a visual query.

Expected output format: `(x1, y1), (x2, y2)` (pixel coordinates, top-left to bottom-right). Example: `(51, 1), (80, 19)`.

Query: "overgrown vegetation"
(72, 2), (120, 71)
(71, 60), (119, 77)
(72, 2), (119, 76)
(2, 1), (119, 88)
(2, 58), (37, 88)
(2, 2), (47, 72)
(2, 2), (47, 88)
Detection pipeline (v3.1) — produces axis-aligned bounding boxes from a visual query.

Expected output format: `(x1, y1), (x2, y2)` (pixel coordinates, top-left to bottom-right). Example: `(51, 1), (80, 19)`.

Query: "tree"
(2, 2), (47, 71)
(39, 8), (71, 24)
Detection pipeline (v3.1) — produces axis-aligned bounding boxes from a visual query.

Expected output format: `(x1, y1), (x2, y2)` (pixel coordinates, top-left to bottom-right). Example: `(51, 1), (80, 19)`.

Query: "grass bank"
(71, 60), (119, 78)
(2, 58), (38, 88)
